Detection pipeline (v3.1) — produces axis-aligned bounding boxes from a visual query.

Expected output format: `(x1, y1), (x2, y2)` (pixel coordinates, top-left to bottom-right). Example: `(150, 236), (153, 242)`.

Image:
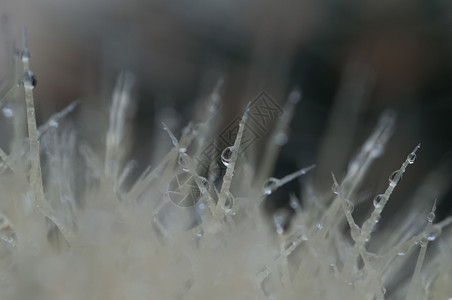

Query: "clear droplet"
(198, 203), (206, 210)
(397, 244), (410, 256)
(381, 287), (387, 296)
(407, 153), (416, 164)
(426, 227), (441, 241)
(178, 154), (189, 172)
(22, 70), (36, 89)
(221, 146), (234, 167)
(331, 183), (340, 195)
(21, 48), (30, 63)
(289, 197), (299, 210)
(224, 193), (234, 212)
(419, 238), (427, 247)
(2, 107), (13, 118)
(49, 119), (59, 128)
(371, 144), (384, 157)
(344, 199), (354, 213)
(427, 212), (435, 223)
(273, 209), (290, 235)
(263, 178), (279, 195)
(389, 170), (402, 185)
(350, 226), (360, 241)
(273, 132), (288, 146)
(373, 194), (384, 208)
(199, 176), (210, 191)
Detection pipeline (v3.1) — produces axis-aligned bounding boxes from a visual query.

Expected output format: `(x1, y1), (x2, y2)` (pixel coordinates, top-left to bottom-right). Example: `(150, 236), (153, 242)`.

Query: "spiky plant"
(0, 34), (451, 300)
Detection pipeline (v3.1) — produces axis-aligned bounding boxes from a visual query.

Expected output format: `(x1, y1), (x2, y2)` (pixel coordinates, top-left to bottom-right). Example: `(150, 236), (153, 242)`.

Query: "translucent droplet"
(49, 119), (59, 128)
(374, 215), (381, 224)
(178, 154), (189, 172)
(426, 227), (441, 241)
(224, 193), (234, 212)
(273, 209), (290, 235)
(419, 238), (427, 247)
(427, 212), (435, 223)
(381, 287), (387, 296)
(397, 244), (410, 256)
(373, 194), (384, 208)
(263, 178), (279, 195)
(371, 144), (384, 157)
(22, 70), (36, 89)
(21, 48), (30, 63)
(289, 197), (299, 210)
(389, 170), (402, 185)
(331, 183), (340, 195)
(221, 146), (234, 167)
(407, 153), (416, 164)
(2, 107), (13, 118)
(199, 176), (210, 191)
(198, 203), (206, 210)
(273, 132), (288, 146)
(350, 226), (360, 241)
(344, 199), (354, 213)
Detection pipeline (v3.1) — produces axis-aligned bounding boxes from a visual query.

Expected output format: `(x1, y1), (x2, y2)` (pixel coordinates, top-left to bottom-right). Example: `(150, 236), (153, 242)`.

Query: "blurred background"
(1, 0), (452, 220)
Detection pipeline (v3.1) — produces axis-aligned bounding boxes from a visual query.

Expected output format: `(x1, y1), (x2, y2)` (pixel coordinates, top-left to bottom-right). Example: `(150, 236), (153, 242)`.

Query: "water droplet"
(419, 238), (427, 247)
(196, 231), (203, 238)
(22, 70), (36, 89)
(344, 199), (354, 213)
(221, 146), (234, 167)
(289, 197), (299, 210)
(371, 144), (384, 157)
(350, 226), (360, 241)
(273, 132), (288, 146)
(389, 170), (402, 186)
(426, 227), (441, 241)
(331, 183), (340, 195)
(199, 176), (210, 191)
(273, 209), (290, 235)
(49, 119), (59, 128)
(381, 287), (387, 296)
(224, 193), (234, 212)
(262, 178), (279, 195)
(198, 203), (206, 210)
(397, 244), (410, 256)
(2, 107), (13, 118)
(178, 154), (189, 172)
(407, 153), (416, 164)
(21, 48), (30, 63)
(427, 212), (435, 223)
(373, 194), (385, 208)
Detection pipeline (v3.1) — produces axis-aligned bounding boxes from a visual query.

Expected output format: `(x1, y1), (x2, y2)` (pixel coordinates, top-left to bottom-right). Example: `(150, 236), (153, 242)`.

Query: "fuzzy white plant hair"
(0, 34), (451, 300)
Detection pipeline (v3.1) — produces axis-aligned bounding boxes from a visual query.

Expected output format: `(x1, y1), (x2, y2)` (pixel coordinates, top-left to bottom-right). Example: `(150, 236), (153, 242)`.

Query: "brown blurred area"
(1, 0), (452, 216)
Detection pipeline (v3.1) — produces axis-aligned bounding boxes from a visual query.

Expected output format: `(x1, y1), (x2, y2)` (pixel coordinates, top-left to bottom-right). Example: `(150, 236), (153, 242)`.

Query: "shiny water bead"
(22, 70), (37, 89)
(407, 153), (416, 164)
(331, 183), (340, 195)
(427, 212), (435, 223)
(178, 154), (189, 172)
(397, 243), (411, 256)
(389, 170), (402, 185)
(373, 194), (385, 208)
(426, 226), (441, 241)
(344, 199), (354, 214)
(224, 192), (234, 212)
(262, 178), (279, 195)
(221, 146), (234, 167)
(273, 209), (290, 235)
(2, 107), (13, 118)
